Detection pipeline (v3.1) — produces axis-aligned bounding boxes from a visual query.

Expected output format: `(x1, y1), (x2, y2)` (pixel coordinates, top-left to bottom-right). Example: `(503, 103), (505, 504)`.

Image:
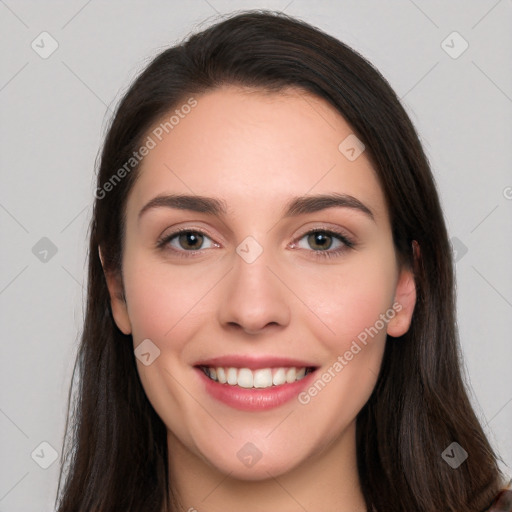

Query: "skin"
(102, 85), (416, 512)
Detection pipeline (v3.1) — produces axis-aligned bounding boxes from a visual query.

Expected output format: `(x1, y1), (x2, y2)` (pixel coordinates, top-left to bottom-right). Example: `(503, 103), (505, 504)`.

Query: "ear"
(98, 246), (132, 335)
(386, 241), (419, 337)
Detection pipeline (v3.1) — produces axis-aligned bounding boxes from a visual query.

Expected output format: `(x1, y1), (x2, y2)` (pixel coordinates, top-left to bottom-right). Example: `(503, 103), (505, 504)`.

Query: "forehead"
(126, 85), (387, 222)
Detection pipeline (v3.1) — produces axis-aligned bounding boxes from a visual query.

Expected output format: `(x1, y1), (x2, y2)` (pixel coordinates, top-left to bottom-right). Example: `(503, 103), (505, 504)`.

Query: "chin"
(215, 455), (299, 481)
(196, 440), (305, 481)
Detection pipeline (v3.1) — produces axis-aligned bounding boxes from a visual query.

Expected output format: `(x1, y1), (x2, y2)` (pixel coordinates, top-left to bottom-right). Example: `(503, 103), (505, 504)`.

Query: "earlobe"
(98, 246), (132, 335)
(387, 242), (419, 338)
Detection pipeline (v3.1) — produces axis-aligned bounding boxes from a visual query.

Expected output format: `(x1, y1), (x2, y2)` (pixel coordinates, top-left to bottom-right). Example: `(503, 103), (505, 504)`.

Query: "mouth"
(197, 365), (316, 389)
(194, 358), (319, 411)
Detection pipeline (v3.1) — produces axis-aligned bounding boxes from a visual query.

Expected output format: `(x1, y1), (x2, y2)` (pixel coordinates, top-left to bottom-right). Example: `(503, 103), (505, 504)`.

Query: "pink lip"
(194, 366), (318, 411)
(193, 355), (316, 370)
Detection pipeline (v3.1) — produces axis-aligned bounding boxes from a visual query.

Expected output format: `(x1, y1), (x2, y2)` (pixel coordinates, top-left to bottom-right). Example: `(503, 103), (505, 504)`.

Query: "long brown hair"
(55, 10), (505, 512)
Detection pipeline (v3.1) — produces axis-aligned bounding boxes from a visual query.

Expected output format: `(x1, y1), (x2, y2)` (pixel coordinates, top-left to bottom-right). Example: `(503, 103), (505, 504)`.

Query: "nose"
(217, 248), (291, 335)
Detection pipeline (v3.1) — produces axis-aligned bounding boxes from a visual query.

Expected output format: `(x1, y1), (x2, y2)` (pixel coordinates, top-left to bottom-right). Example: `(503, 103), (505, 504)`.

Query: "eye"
(156, 227), (354, 259)
(157, 229), (217, 252)
(292, 229), (354, 258)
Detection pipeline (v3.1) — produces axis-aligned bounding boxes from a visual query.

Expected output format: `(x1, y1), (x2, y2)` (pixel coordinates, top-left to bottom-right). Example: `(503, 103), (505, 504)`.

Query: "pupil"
(180, 232), (203, 250)
(309, 232), (331, 250)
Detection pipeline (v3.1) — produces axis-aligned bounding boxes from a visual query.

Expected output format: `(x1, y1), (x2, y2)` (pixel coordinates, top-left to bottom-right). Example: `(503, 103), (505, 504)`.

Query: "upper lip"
(194, 355), (318, 370)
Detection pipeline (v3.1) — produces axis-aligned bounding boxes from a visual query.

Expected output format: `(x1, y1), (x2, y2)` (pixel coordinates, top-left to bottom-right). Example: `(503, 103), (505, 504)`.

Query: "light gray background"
(1, 1), (511, 510)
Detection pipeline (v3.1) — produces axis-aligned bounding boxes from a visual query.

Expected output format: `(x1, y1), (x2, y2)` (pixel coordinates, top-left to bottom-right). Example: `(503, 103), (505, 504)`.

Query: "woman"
(55, 10), (511, 512)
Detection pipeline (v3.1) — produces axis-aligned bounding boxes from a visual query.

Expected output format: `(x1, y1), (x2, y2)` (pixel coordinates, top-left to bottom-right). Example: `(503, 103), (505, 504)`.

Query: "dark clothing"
(487, 480), (512, 512)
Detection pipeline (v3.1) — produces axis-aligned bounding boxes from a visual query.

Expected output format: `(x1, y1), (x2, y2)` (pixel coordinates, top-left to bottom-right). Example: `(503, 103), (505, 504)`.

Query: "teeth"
(272, 368), (287, 386)
(285, 368), (296, 383)
(202, 366), (312, 389)
(253, 368), (272, 388)
(217, 367), (226, 384)
(237, 368), (253, 388)
(227, 367), (237, 385)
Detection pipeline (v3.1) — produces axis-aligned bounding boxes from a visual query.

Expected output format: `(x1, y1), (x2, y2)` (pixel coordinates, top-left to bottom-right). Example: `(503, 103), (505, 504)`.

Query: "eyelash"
(156, 228), (355, 260)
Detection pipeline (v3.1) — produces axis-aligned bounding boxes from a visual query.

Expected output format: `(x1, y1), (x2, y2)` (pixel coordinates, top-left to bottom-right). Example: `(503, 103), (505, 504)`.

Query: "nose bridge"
(217, 235), (290, 333)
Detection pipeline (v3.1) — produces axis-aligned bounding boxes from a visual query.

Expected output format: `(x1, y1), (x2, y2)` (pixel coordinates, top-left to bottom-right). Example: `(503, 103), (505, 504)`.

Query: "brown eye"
(292, 229), (355, 259)
(177, 231), (204, 250)
(158, 230), (217, 253)
(307, 232), (334, 251)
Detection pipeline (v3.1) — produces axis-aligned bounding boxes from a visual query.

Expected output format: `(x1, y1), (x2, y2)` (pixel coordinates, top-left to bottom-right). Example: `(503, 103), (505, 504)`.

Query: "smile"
(199, 366), (314, 389)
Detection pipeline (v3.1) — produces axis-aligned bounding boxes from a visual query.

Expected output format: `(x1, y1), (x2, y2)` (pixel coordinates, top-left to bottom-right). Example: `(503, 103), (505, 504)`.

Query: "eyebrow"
(138, 192), (374, 221)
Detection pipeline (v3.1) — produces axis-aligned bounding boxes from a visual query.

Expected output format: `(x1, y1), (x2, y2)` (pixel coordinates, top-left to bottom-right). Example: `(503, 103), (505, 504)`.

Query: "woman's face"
(104, 85), (416, 480)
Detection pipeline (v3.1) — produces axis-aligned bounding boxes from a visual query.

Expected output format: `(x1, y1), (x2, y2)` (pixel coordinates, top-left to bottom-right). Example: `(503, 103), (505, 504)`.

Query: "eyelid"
(291, 224), (355, 246)
(156, 227), (220, 254)
(158, 223), (220, 243)
(157, 224), (356, 257)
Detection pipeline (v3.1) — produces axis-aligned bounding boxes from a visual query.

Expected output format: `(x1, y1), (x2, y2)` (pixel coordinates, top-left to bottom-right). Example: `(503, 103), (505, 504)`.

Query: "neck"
(167, 421), (367, 512)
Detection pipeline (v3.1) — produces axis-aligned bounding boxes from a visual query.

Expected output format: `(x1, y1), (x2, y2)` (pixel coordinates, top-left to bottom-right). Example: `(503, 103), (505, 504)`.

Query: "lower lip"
(195, 368), (317, 411)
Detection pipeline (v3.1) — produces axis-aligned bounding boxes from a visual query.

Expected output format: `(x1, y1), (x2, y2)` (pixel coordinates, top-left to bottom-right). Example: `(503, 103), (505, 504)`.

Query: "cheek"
(121, 255), (213, 442)
(293, 257), (396, 441)
(122, 254), (212, 343)
(294, 249), (398, 349)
